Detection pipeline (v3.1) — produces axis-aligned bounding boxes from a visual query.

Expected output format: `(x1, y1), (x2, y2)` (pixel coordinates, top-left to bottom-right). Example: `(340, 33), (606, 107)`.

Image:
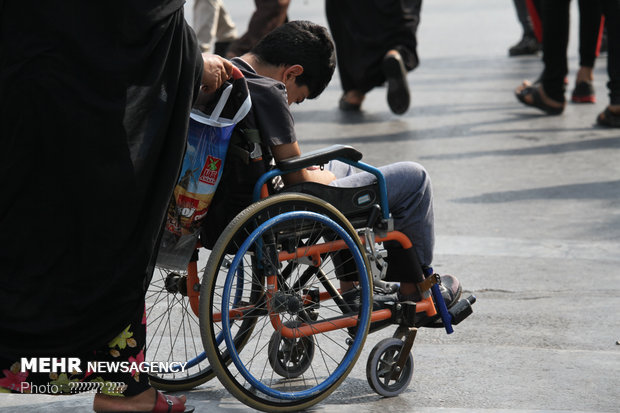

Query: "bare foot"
(93, 387), (188, 412)
(515, 80), (565, 110)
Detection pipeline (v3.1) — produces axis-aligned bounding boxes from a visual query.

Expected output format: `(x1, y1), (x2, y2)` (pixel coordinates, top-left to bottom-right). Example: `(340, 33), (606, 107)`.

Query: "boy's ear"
(283, 64), (304, 81)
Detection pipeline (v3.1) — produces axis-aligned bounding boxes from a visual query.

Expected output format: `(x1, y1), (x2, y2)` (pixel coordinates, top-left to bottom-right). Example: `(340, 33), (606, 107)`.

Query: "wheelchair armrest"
(278, 145), (363, 171)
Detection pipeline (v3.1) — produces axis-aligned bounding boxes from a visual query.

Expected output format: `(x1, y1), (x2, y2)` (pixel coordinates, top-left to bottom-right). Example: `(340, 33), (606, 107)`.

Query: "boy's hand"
(305, 167), (337, 185)
(272, 143), (337, 186)
(201, 53), (233, 93)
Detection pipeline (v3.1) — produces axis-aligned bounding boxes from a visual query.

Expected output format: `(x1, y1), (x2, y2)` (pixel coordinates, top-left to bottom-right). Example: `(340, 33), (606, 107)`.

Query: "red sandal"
(98, 390), (194, 413)
(151, 391), (194, 413)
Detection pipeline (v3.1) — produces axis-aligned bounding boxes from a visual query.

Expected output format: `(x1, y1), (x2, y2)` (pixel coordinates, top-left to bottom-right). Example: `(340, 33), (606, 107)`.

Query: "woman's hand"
(201, 53), (233, 93)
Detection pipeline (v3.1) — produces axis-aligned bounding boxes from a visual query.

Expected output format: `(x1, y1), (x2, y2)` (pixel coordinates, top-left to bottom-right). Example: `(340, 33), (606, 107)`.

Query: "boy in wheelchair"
(197, 20), (462, 326)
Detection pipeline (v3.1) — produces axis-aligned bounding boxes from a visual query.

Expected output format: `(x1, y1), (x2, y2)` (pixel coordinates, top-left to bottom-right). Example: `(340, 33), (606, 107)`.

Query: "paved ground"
(2, 1), (619, 412)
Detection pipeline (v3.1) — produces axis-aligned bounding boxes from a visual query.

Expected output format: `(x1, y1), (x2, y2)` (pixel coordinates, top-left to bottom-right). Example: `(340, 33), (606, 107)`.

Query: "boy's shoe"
(508, 36), (541, 56)
(571, 81), (596, 103)
(341, 274), (462, 313)
(373, 274), (461, 309)
(434, 274), (462, 307)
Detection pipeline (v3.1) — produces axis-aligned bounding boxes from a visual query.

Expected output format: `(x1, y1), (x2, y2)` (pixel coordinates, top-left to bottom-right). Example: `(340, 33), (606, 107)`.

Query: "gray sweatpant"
(328, 160), (435, 268)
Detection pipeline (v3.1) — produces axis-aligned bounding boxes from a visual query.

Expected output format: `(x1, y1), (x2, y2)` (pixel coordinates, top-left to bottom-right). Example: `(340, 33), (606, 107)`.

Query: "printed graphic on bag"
(199, 155), (222, 185)
(177, 194), (199, 218)
(164, 118), (236, 234)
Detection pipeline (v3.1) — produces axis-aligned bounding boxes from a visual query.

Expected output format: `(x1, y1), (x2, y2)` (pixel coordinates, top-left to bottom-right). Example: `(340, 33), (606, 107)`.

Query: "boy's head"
(250, 20), (336, 100)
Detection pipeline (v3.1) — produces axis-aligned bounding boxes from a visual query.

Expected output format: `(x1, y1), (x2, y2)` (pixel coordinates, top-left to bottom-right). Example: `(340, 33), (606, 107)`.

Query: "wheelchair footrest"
(448, 295), (476, 325)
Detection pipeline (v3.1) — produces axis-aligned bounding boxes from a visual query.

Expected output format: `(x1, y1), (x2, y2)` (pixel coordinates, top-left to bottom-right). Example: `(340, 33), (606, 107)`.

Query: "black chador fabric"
(0, 0), (203, 357)
(326, 0), (422, 94)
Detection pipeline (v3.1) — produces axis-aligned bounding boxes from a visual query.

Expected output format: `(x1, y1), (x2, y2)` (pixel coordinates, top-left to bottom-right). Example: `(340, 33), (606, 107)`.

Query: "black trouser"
(540, 0), (571, 102)
(514, 0), (535, 38)
(541, 0), (620, 104)
(601, 0), (620, 104)
(578, 0), (603, 68)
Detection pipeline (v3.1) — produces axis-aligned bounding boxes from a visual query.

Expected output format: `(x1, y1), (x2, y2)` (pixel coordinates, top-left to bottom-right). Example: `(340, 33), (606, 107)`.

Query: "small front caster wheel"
(366, 337), (414, 397)
(268, 321), (315, 378)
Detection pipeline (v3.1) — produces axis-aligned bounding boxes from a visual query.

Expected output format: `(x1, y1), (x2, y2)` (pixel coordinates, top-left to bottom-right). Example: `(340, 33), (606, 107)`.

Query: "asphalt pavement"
(2, 1), (619, 412)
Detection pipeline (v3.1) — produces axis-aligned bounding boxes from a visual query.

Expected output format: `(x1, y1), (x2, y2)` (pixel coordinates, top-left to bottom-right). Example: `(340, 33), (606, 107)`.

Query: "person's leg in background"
(540, 0), (571, 104)
(382, 0), (421, 115)
(194, 0), (237, 55)
(226, 0), (290, 58)
(597, 0), (620, 126)
(213, 2), (238, 57)
(326, 0), (421, 115)
(515, 0), (569, 114)
(572, 0), (603, 103)
(193, 0), (219, 53)
(509, 0), (542, 56)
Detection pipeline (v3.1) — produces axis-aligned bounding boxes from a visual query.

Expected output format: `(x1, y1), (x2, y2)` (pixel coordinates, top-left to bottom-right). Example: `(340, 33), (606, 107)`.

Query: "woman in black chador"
(0, 1), (231, 411)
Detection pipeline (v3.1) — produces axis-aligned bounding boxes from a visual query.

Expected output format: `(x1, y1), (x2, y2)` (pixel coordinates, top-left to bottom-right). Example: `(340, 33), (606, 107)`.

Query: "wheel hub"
(164, 272), (188, 296)
(271, 291), (303, 315)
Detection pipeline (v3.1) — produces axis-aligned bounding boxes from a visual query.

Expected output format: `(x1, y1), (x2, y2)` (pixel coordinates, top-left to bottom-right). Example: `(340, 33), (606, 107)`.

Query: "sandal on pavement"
(152, 391), (194, 413)
(382, 51), (410, 115)
(515, 85), (564, 115)
(597, 107), (620, 128)
(98, 390), (194, 413)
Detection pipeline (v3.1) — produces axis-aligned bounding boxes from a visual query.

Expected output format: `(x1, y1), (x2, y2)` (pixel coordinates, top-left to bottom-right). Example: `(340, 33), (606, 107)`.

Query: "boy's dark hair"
(251, 20), (336, 99)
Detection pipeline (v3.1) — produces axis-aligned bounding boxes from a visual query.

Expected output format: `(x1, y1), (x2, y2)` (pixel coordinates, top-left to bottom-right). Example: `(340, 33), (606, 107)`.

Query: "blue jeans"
(328, 160), (435, 269)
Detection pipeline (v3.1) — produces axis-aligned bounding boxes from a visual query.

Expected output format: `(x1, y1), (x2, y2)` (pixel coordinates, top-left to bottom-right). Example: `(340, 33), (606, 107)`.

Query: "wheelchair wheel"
(145, 263), (215, 390)
(366, 338), (414, 397)
(201, 193), (373, 412)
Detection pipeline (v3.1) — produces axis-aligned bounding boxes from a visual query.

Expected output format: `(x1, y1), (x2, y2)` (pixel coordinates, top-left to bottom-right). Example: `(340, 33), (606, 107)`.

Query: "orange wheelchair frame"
(146, 145), (475, 412)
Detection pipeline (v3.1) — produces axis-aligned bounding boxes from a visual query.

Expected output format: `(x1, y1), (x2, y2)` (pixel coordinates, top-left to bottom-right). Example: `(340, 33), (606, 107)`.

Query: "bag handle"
(209, 85), (232, 121)
(207, 66), (250, 123)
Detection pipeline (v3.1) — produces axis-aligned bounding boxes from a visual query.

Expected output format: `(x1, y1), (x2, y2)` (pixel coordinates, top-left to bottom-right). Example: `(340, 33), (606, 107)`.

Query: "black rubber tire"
(366, 337), (414, 397)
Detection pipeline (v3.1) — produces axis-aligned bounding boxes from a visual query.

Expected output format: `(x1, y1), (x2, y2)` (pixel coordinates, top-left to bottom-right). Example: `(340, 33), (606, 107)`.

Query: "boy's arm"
(271, 142), (337, 186)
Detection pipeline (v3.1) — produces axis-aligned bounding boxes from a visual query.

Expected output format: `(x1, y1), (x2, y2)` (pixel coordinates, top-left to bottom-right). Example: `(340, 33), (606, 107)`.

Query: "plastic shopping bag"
(156, 69), (251, 270)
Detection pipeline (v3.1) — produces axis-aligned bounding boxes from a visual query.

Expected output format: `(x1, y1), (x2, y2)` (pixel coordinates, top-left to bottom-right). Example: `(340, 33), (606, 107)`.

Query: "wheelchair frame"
(145, 145), (475, 411)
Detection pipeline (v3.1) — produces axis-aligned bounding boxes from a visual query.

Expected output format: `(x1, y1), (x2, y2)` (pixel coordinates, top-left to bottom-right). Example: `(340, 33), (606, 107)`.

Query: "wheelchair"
(145, 144), (476, 411)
